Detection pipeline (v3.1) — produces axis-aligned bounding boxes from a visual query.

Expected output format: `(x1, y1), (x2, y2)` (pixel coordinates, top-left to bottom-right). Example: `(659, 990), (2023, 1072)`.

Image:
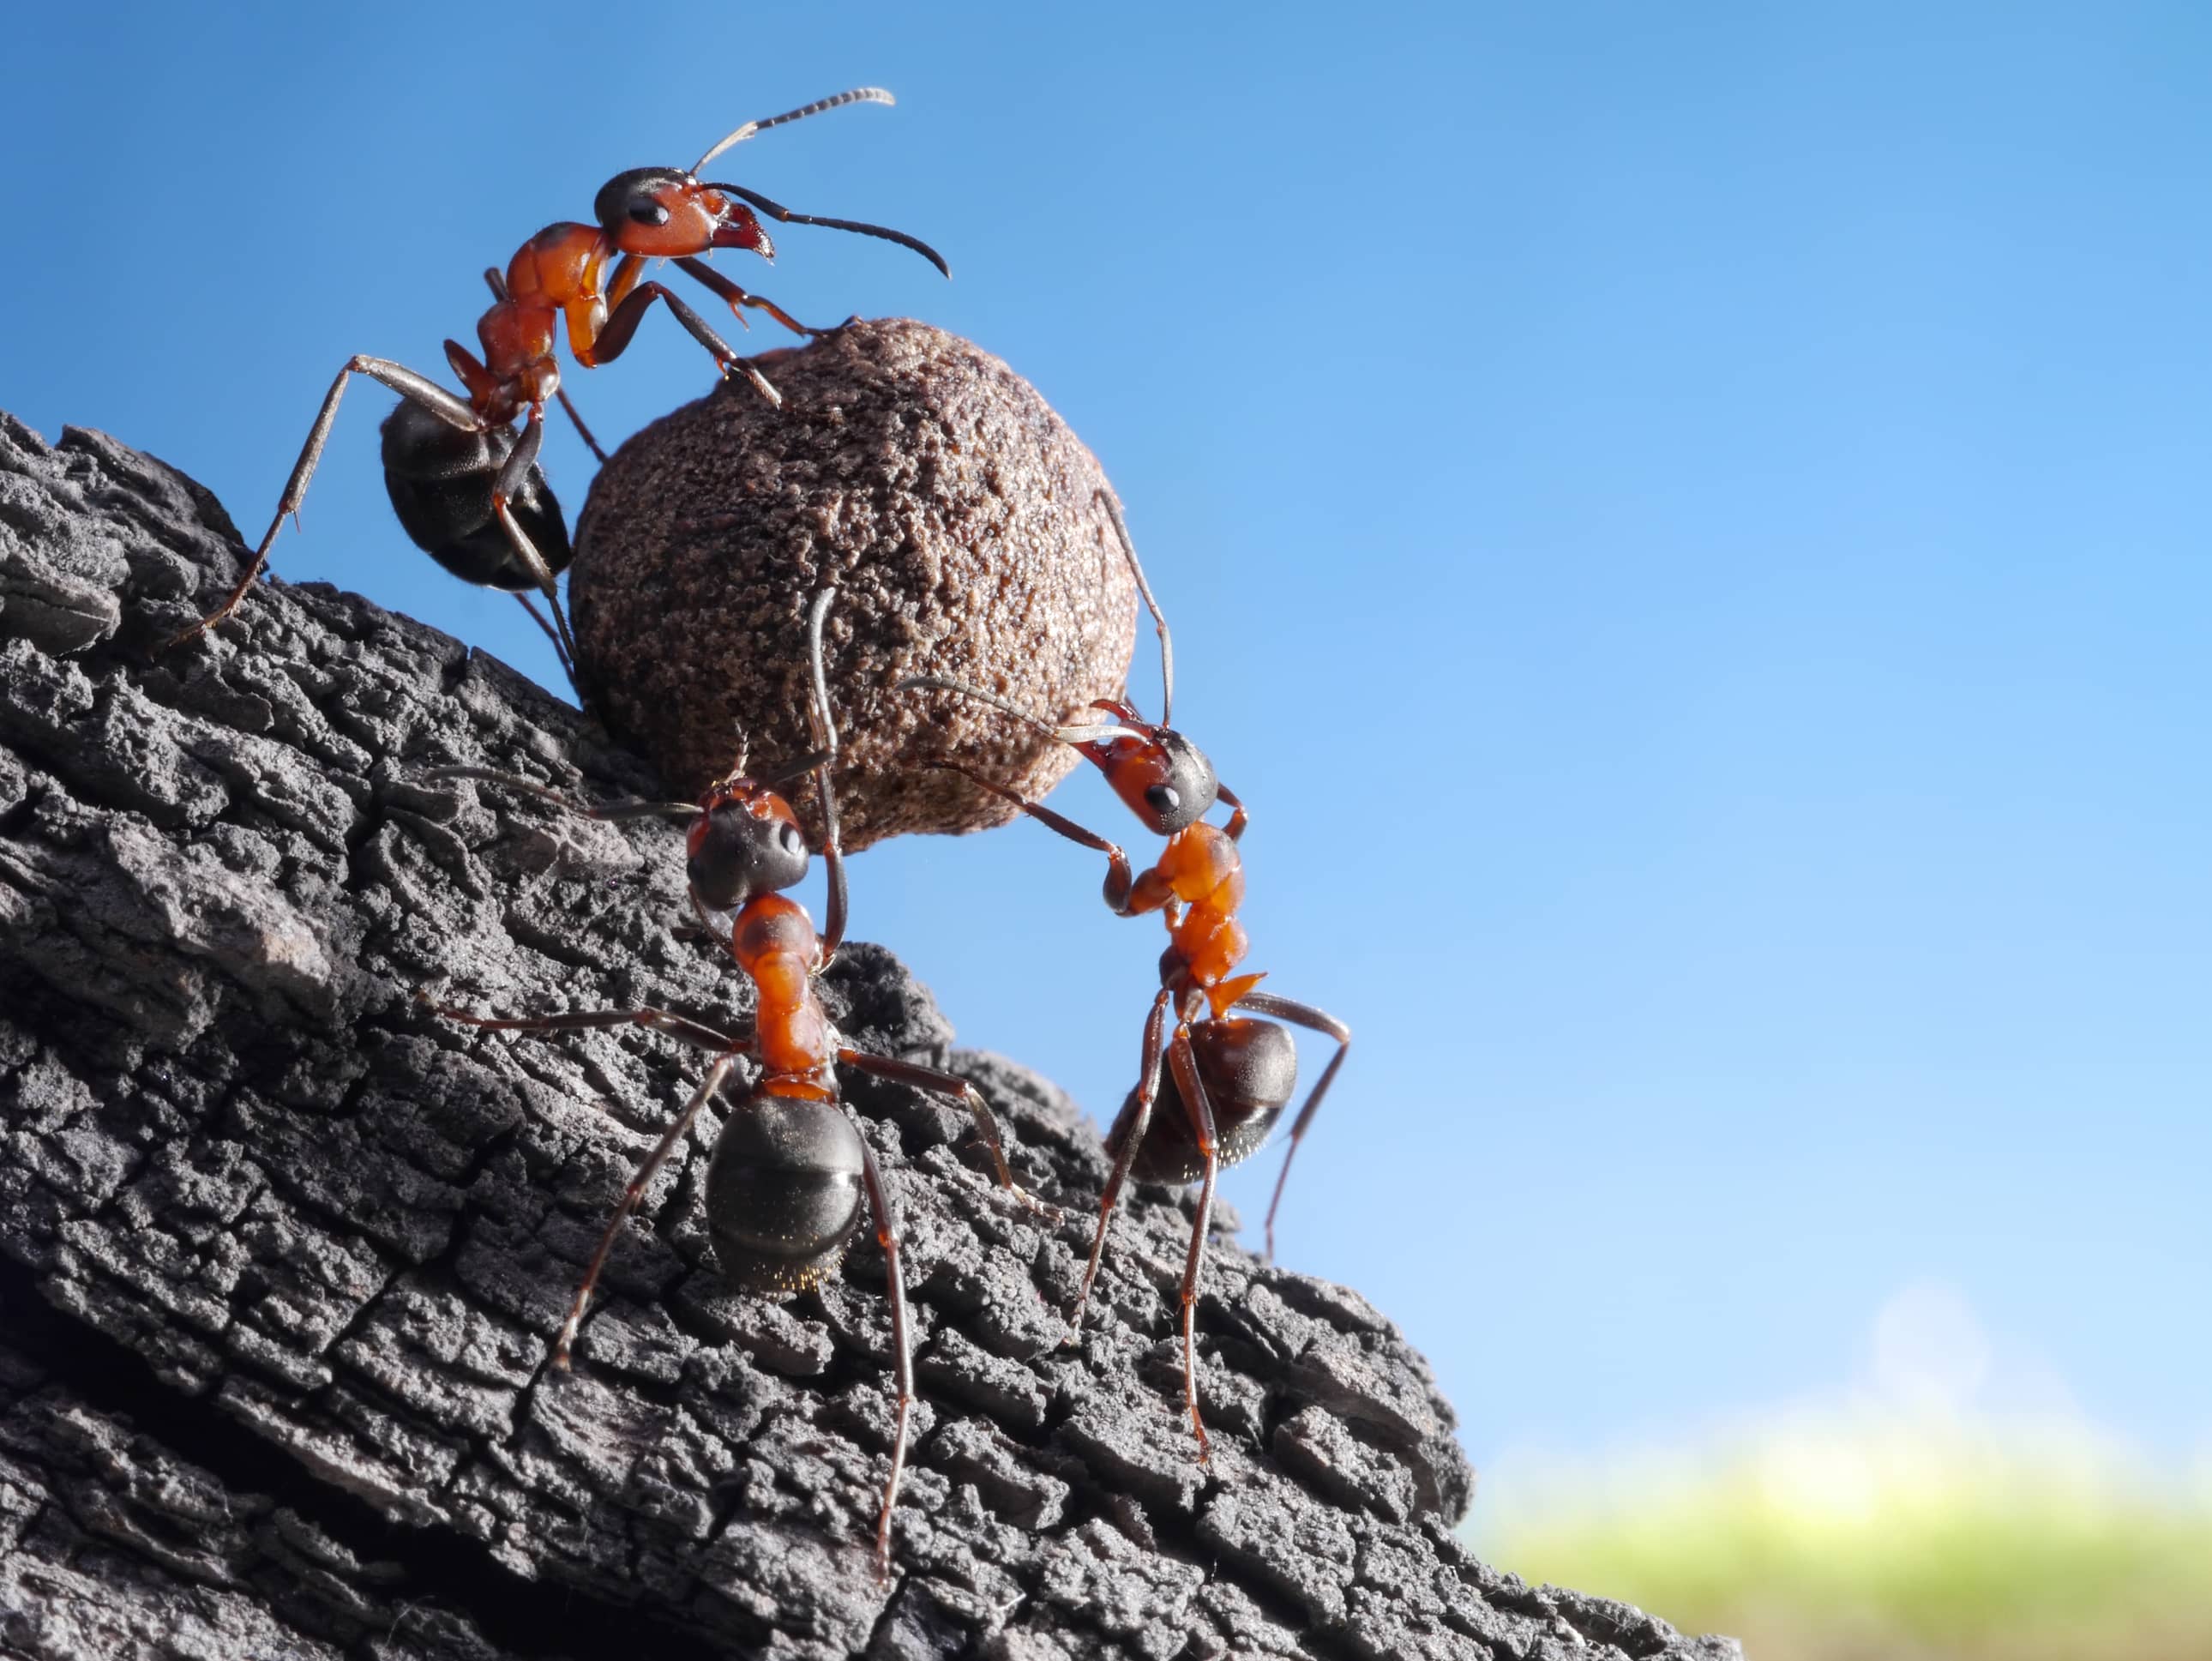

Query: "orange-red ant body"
(423, 591), (1035, 1580)
(902, 499), (1351, 1459)
(171, 87), (947, 685)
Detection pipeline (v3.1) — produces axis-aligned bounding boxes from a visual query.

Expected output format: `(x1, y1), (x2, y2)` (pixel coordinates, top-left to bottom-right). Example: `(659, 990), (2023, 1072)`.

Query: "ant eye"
(1145, 785), (1181, 815)
(629, 199), (671, 227)
(778, 821), (804, 852)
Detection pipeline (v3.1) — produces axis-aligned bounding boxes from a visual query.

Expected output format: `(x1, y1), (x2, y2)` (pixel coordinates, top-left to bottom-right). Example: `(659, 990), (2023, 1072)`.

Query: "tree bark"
(0, 412), (1739, 1660)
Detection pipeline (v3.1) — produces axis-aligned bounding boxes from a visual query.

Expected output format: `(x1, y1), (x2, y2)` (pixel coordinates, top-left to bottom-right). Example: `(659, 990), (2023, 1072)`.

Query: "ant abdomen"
(1110, 1018), (1299, 1186)
(380, 400), (572, 593)
(705, 1094), (867, 1294)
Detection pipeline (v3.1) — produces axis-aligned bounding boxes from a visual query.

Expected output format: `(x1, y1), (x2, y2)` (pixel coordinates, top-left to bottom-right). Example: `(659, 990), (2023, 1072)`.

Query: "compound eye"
(778, 821), (805, 854)
(1145, 785), (1181, 816)
(628, 197), (671, 227)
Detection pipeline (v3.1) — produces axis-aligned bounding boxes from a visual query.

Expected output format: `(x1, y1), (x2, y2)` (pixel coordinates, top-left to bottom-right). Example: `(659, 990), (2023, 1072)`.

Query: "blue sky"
(6, 2), (2207, 1484)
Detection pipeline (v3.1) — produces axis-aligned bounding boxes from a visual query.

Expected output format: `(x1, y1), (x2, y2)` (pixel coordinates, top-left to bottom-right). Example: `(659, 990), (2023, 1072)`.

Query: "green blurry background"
(1474, 1284), (2212, 1657)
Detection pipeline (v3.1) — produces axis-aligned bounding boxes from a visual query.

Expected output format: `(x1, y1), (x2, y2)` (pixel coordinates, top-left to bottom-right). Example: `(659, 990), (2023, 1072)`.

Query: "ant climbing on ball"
(899, 495), (1352, 1460)
(419, 589), (1040, 1580)
(169, 87), (948, 691)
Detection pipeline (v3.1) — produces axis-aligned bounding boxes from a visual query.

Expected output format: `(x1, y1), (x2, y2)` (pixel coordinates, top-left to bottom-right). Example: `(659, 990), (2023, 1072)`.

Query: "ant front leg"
(1165, 1008), (1223, 1462)
(551, 1050), (745, 1367)
(1230, 991), (1351, 1263)
(919, 760), (1151, 915)
(169, 356), (482, 650)
(833, 1048), (1050, 1214)
(586, 259), (782, 406)
(850, 1123), (911, 1583)
(673, 257), (822, 340)
(1069, 989), (1171, 1336)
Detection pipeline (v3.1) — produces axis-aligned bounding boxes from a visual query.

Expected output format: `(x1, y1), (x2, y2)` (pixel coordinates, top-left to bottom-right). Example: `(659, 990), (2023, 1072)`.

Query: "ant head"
(686, 775), (809, 912)
(594, 169), (772, 260)
(1070, 702), (1218, 834)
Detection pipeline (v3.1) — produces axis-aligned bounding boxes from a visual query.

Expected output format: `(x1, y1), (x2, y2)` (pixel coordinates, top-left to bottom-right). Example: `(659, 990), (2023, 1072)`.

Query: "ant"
(169, 87), (947, 687)
(419, 590), (1038, 1579)
(899, 496), (1350, 1460)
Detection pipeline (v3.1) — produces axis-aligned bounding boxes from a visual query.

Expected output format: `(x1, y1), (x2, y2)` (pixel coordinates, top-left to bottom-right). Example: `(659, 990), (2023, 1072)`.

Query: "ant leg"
(512, 592), (577, 684)
(418, 992), (746, 1057)
(553, 1052), (744, 1366)
(917, 760), (1144, 914)
(421, 765), (699, 823)
(833, 1049), (1049, 1213)
(1231, 991), (1352, 1263)
(1069, 990), (1171, 1335)
(586, 282), (783, 406)
(489, 407), (583, 685)
(555, 388), (610, 465)
(169, 357), (482, 649)
(672, 257), (820, 340)
(850, 1122), (911, 1582)
(1165, 1016), (1222, 1462)
(1215, 783), (1249, 842)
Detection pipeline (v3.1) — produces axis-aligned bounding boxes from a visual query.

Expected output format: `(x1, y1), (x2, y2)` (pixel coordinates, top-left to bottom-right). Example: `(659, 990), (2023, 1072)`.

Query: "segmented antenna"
(1097, 490), (1174, 727)
(693, 87), (897, 175)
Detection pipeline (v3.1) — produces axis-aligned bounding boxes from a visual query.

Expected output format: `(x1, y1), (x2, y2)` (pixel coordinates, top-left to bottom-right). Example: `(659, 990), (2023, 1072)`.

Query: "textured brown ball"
(569, 318), (1136, 850)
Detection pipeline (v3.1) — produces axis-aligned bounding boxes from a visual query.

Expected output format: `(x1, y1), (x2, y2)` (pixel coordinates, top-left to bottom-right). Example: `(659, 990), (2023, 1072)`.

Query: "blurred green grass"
(1474, 1412), (2212, 1660)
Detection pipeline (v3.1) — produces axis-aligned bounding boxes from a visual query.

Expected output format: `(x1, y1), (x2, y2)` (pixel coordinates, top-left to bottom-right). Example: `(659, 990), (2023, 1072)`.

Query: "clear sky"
(6, 2), (2206, 1487)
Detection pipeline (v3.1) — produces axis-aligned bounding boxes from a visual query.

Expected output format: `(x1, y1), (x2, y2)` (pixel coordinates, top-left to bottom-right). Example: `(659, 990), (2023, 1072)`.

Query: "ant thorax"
(733, 894), (833, 1080)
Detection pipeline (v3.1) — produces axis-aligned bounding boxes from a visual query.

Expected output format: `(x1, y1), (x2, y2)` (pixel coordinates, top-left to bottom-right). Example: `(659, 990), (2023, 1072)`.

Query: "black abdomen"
(1107, 1018), (1298, 1187)
(704, 1093), (866, 1295)
(380, 400), (572, 592)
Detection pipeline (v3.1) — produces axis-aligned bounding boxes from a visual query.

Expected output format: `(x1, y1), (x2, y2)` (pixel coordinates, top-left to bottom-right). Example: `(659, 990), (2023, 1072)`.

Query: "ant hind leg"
(1229, 990), (1350, 1264)
(169, 356), (484, 650)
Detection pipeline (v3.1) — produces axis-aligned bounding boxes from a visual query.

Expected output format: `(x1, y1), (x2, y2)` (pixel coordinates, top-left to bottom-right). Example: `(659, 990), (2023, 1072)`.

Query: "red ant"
(900, 497), (1351, 1459)
(419, 590), (1039, 1580)
(169, 87), (947, 687)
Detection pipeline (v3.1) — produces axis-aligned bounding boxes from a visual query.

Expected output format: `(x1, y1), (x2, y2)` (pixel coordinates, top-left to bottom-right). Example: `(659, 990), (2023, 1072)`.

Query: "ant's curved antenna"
(422, 767), (699, 822)
(1098, 491), (1174, 727)
(692, 87), (897, 175)
(801, 588), (843, 869)
(702, 183), (950, 275)
(689, 88), (950, 277)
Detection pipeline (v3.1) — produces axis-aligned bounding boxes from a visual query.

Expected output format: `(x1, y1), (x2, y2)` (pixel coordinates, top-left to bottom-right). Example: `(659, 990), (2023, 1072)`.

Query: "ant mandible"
(169, 87), (947, 686)
(420, 590), (1038, 1580)
(899, 497), (1351, 1459)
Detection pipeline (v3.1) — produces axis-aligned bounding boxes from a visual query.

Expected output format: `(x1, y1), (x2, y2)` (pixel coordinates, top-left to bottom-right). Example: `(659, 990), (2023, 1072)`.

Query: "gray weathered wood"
(0, 412), (1739, 1660)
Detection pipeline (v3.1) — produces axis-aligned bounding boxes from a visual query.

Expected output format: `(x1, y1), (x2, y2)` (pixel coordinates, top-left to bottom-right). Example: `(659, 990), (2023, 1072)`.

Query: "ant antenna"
(802, 589), (839, 764)
(422, 767), (699, 822)
(802, 588), (842, 857)
(692, 87), (897, 175)
(897, 676), (1150, 745)
(1098, 491), (1173, 727)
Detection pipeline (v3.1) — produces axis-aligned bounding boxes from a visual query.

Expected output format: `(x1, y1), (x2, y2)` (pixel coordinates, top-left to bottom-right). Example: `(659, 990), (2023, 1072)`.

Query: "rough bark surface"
(0, 412), (1739, 1660)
